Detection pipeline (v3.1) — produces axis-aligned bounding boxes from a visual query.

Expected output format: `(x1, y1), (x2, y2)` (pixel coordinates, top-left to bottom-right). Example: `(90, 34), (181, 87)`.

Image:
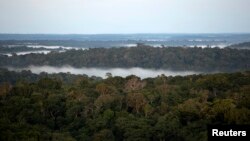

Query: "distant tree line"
(1, 45), (250, 72)
(228, 42), (250, 49)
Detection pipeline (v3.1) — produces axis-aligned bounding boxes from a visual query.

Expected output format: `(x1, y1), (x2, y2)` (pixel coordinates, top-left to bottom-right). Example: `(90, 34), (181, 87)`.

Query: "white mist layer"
(189, 44), (229, 48)
(27, 45), (88, 50)
(1, 45), (88, 56)
(27, 45), (73, 50)
(2, 50), (52, 56)
(7, 66), (200, 78)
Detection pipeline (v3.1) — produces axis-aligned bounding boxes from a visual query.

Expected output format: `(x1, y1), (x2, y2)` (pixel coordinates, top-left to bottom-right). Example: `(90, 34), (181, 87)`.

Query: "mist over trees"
(0, 1), (250, 140)
(1, 45), (250, 72)
(228, 42), (250, 49)
(0, 41), (250, 141)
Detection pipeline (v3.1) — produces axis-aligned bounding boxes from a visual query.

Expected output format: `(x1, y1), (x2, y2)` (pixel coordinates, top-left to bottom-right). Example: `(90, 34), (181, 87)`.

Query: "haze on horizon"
(0, 0), (250, 34)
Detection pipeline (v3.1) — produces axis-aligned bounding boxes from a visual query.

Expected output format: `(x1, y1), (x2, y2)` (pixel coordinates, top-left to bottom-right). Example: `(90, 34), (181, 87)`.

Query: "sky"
(0, 0), (250, 34)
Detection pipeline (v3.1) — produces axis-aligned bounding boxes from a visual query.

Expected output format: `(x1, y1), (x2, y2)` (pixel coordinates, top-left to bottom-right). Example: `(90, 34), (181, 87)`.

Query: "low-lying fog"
(3, 50), (52, 56)
(7, 66), (201, 78)
(1, 45), (88, 56)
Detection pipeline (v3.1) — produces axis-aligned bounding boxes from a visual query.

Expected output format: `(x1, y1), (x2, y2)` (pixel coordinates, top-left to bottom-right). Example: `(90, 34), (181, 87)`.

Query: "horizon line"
(1, 32), (250, 35)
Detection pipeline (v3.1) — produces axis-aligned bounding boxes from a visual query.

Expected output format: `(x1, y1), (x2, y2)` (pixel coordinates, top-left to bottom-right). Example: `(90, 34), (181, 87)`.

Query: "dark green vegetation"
(1, 45), (250, 72)
(0, 69), (249, 141)
(228, 42), (250, 49)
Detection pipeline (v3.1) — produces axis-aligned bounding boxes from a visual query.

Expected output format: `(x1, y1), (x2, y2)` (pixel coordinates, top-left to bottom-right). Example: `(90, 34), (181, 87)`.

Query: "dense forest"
(1, 44), (250, 72)
(228, 42), (250, 49)
(0, 69), (249, 141)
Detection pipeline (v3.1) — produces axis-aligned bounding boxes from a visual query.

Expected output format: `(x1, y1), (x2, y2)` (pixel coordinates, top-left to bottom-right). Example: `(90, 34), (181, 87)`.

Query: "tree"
(96, 83), (114, 95)
(44, 94), (66, 130)
(0, 82), (11, 97)
(115, 117), (153, 141)
(93, 129), (114, 141)
(105, 73), (112, 78)
(94, 94), (116, 113)
(38, 78), (62, 90)
(126, 92), (147, 114)
(125, 77), (146, 92)
(210, 99), (237, 124)
(154, 113), (182, 141)
(144, 104), (154, 117)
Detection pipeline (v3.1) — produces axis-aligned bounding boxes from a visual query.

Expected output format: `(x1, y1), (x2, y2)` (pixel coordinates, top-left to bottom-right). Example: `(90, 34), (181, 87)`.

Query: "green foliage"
(1, 46), (250, 72)
(38, 78), (62, 90)
(0, 70), (249, 141)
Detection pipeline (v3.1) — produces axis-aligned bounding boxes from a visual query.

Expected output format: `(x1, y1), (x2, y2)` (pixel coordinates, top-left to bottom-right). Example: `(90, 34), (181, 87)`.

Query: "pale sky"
(0, 0), (250, 34)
